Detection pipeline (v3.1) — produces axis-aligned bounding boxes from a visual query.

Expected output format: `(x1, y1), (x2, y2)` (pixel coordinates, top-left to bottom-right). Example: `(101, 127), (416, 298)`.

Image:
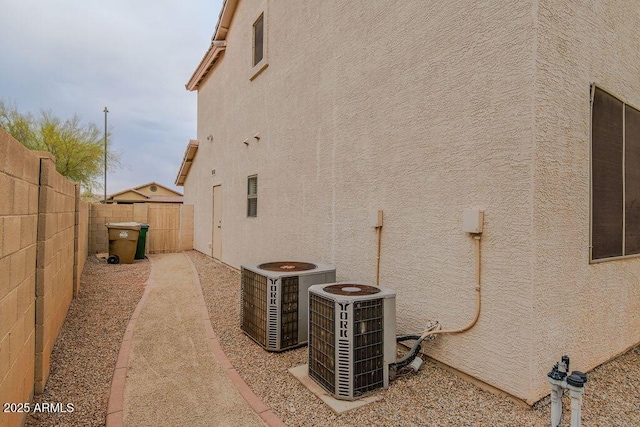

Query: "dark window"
(253, 15), (264, 66)
(247, 175), (257, 217)
(625, 105), (640, 254)
(591, 87), (640, 260)
(592, 88), (624, 259)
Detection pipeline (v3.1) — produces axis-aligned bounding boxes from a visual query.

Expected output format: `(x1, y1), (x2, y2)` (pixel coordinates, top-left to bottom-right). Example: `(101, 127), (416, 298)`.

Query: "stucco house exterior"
(106, 181), (183, 204)
(178, 1), (640, 404)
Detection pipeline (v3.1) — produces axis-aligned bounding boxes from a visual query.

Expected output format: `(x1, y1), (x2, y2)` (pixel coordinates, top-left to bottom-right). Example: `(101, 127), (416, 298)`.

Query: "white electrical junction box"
(462, 209), (484, 234)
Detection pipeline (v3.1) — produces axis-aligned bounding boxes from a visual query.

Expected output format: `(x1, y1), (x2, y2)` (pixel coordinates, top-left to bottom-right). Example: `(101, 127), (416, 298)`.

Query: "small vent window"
(253, 14), (264, 66)
(247, 175), (257, 217)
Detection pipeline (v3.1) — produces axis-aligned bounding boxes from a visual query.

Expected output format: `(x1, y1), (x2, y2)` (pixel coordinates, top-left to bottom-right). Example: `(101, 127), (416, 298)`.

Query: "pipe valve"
(547, 355), (588, 427)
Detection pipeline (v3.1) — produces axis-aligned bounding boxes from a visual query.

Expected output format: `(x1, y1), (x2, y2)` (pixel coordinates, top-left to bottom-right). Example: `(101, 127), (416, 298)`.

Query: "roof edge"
(108, 182), (183, 199)
(186, 43), (226, 91)
(133, 181), (183, 196)
(175, 139), (200, 186)
(213, 0), (239, 40)
(107, 188), (149, 200)
(185, 0), (239, 91)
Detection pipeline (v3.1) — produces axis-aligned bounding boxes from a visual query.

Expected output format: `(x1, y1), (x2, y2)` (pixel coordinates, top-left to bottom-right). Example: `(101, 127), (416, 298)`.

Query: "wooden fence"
(89, 203), (193, 255)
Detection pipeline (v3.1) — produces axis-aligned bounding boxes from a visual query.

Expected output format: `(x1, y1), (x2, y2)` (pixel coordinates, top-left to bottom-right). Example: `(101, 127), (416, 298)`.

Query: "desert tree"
(0, 99), (121, 190)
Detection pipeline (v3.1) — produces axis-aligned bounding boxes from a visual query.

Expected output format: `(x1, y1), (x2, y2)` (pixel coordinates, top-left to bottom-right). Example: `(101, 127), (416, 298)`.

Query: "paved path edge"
(105, 257), (157, 427)
(105, 253), (286, 427)
(185, 253), (286, 427)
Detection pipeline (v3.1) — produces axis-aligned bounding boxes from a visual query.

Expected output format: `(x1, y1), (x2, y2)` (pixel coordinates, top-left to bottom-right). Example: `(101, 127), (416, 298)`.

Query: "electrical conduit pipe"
(391, 234), (482, 371)
(419, 234), (482, 341)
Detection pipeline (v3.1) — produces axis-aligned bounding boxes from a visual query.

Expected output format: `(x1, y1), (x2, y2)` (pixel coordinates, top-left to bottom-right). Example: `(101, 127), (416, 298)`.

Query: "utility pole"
(103, 107), (109, 204)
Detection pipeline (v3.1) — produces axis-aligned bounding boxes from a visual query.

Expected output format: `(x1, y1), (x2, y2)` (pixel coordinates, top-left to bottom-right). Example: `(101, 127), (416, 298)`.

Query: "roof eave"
(186, 43), (226, 91)
(213, 0), (238, 40)
(175, 140), (199, 186)
(185, 0), (238, 91)
(107, 188), (149, 200)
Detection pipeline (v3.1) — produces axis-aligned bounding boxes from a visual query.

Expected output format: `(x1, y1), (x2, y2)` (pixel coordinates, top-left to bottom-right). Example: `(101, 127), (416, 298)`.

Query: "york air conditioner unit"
(308, 283), (396, 400)
(241, 261), (336, 352)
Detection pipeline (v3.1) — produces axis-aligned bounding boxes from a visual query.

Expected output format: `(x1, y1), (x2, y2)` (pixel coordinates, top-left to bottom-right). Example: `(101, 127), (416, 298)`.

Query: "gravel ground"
(187, 250), (640, 427)
(26, 255), (149, 427)
(21, 251), (638, 426)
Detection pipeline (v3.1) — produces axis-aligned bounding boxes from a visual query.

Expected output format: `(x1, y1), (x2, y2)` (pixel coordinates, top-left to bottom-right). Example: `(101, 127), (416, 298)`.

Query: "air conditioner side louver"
(240, 262), (336, 352)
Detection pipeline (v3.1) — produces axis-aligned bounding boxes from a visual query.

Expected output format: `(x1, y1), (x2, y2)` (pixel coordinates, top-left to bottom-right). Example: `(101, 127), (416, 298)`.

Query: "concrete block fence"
(1, 128), (193, 427)
(0, 129), (88, 427)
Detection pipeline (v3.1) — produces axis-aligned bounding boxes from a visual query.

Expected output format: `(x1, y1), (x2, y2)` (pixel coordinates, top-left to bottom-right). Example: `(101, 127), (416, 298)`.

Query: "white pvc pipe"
(569, 387), (584, 427)
(549, 383), (563, 427)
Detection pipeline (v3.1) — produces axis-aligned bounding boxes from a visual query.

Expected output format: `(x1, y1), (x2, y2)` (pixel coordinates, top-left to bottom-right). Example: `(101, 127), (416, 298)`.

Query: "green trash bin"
(135, 223), (149, 260)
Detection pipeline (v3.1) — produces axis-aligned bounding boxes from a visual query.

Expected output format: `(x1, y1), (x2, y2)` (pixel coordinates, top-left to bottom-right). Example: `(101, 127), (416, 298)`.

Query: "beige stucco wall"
(186, 1), (542, 401)
(529, 1), (640, 400)
(186, 0), (640, 403)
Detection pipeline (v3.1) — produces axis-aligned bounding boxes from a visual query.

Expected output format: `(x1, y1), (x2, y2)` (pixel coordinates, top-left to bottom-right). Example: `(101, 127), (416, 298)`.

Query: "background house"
(179, 1), (640, 404)
(106, 182), (183, 204)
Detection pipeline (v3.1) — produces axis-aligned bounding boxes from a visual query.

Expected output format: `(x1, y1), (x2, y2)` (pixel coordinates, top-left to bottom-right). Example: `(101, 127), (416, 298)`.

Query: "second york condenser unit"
(308, 283), (396, 400)
(241, 261), (336, 352)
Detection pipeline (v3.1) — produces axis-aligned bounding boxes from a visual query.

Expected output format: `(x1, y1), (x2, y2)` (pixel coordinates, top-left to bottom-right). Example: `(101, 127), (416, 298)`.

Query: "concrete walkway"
(106, 253), (283, 427)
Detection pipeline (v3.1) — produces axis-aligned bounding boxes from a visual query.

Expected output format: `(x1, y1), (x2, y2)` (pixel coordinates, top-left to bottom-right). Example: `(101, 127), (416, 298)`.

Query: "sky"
(0, 0), (223, 195)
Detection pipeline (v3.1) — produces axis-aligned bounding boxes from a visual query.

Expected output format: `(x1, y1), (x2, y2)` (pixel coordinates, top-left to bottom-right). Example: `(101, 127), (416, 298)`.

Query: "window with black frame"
(591, 86), (640, 261)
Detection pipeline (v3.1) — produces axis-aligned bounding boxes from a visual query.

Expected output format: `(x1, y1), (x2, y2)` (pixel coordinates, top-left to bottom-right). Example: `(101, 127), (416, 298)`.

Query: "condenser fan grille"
(352, 299), (385, 397)
(258, 261), (317, 272)
(308, 293), (336, 394)
(280, 276), (299, 349)
(241, 268), (267, 346)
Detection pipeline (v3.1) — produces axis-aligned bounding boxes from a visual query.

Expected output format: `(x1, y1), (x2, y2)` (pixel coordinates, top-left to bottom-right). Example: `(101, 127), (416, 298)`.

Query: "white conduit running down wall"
(389, 210), (484, 372)
(419, 233), (482, 342)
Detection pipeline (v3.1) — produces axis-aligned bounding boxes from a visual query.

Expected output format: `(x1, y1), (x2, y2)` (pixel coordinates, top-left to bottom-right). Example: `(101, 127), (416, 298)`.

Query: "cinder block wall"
(34, 156), (77, 393)
(0, 129), (90, 426)
(89, 204), (135, 254)
(75, 200), (89, 296)
(0, 130), (39, 427)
